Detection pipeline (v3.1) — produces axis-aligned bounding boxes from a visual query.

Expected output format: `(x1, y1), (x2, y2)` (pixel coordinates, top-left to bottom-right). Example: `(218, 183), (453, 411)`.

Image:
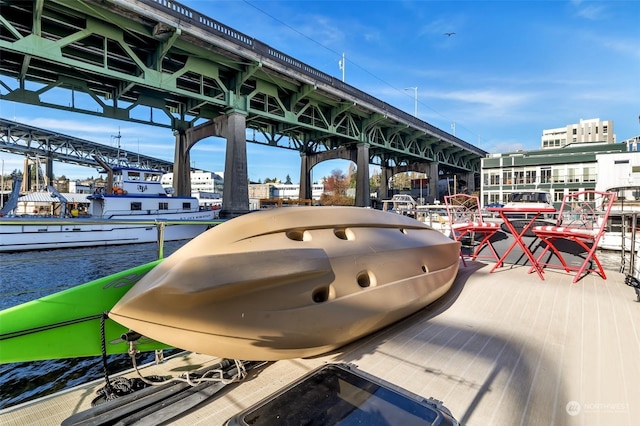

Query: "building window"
(583, 167), (596, 182)
(567, 167), (580, 183)
(490, 172), (500, 185)
(503, 171), (512, 185)
(554, 192), (564, 203)
(552, 168), (564, 183)
(540, 168), (551, 183)
(525, 170), (536, 184)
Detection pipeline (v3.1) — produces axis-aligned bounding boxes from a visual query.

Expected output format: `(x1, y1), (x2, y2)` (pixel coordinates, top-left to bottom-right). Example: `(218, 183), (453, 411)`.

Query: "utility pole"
(404, 87), (418, 117)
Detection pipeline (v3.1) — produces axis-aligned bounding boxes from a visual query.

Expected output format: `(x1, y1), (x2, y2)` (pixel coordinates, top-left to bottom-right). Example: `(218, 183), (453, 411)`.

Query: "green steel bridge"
(0, 0), (487, 216)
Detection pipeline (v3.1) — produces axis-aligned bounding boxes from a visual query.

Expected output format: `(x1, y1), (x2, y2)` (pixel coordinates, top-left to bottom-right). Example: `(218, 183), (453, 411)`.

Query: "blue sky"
(1, 0), (639, 183)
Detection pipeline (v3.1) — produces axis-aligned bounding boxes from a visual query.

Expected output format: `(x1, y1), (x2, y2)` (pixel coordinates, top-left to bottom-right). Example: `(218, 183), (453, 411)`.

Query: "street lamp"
(404, 87), (418, 118)
(338, 53), (346, 82)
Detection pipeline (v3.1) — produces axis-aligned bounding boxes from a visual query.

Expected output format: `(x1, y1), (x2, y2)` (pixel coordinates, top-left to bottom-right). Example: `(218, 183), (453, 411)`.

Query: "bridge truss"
(0, 0), (486, 174)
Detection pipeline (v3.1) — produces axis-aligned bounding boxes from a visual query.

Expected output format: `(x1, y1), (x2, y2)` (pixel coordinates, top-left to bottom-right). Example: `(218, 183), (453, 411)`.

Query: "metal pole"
(630, 213), (637, 275)
(156, 221), (166, 259)
(404, 87), (418, 117)
(1, 159), (3, 209)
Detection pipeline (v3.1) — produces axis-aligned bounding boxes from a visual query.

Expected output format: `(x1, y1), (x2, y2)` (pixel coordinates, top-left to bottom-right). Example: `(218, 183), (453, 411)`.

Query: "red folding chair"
(444, 194), (501, 263)
(531, 190), (615, 283)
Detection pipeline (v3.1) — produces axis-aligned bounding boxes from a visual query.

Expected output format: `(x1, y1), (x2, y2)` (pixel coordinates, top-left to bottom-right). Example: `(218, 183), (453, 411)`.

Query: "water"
(0, 241), (187, 410)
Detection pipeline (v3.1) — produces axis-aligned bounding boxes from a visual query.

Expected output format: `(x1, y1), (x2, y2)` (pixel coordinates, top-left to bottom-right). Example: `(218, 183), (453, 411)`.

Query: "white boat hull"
(1, 162), (217, 252)
(598, 231), (640, 252)
(110, 206), (461, 361)
(0, 212), (215, 252)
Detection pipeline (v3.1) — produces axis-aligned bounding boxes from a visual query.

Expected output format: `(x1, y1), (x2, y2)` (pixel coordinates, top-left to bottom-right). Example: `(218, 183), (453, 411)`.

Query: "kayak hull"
(110, 207), (461, 360)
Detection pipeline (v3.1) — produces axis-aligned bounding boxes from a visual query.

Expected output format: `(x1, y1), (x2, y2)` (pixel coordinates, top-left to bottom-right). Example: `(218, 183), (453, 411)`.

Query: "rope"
(99, 312), (115, 401)
(93, 313), (250, 406)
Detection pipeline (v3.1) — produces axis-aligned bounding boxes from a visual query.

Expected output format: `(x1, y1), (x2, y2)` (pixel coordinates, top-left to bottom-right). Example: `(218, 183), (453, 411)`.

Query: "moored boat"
(0, 158), (217, 252)
(109, 206), (461, 361)
(598, 186), (640, 252)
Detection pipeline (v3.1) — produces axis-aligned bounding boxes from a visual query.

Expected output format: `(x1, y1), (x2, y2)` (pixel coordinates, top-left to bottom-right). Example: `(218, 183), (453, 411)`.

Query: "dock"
(1, 257), (638, 425)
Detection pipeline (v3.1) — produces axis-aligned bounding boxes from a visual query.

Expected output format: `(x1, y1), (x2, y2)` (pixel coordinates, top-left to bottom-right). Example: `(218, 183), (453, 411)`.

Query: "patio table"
(487, 206), (557, 279)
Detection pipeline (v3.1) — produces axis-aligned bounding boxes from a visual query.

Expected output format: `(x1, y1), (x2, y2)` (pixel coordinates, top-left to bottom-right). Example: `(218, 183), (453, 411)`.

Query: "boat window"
(129, 172), (141, 181)
(159, 202), (168, 210)
(227, 364), (456, 426)
(182, 202), (191, 210)
(131, 202), (142, 211)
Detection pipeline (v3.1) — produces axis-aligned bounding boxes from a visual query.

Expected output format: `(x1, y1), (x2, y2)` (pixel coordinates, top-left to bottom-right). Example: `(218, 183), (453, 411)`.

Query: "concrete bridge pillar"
(355, 143), (370, 207)
(172, 129), (191, 197)
(429, 163), (440, 203)
(379, 166), (392, 200)
(46, 156), (54, 186)
(218, 112), (250, 218)
(465, 172), (476, 193)
(299, 152), (312, 201)
(176, 112), (250, 218)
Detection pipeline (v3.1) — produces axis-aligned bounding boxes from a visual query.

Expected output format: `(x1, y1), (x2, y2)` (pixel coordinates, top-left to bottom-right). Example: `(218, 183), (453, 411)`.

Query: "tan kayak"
(109, 206), (461, 360)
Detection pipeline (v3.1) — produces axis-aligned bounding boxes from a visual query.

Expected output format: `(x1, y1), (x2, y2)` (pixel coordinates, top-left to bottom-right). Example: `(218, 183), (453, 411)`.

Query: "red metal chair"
(531, 190), (616, 283)
(444, 194), (501, 263)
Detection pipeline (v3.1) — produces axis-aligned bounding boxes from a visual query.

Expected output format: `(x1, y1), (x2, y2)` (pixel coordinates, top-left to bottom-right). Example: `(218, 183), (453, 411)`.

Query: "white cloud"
(573, 2), (609, 21)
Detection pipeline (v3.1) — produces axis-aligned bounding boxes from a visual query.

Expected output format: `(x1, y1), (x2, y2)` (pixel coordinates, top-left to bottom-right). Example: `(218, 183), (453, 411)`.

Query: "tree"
(370, 169), (381, 194)
(285, 174), (292, 185)
(392, 172), (412, 191)
(348, 163), (357, 188)
(320, 169), (354, 206)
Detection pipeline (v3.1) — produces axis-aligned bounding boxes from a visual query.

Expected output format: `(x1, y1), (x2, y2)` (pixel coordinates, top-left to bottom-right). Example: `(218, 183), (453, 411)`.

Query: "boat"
(109, 206), (461, 361)
(501, 190), (556, 219)
(0, 157), (217, 252)
(381, 194), (451, 236)
(597, 186), (640, 252)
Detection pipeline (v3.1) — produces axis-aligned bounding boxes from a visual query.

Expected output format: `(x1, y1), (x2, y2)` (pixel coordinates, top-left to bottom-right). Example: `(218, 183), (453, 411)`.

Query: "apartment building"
(541, 118), (614, 149)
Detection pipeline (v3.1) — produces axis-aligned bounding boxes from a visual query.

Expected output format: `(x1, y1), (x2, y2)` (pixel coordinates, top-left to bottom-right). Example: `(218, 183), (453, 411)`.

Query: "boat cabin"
(608, 186), (640, 212)
(381, 194), (417, 216)
(506, 191), (552, 206)
(110, 167), (168, 196)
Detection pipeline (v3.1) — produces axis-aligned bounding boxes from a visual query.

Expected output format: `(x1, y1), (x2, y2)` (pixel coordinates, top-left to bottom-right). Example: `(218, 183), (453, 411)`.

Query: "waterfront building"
(541, 118), (614, 149)
(248, 182), (324, 201)
(595, 150), (640, 192)
(161, 170), (224, 196)
(481, 142), (626, 208)
(622, 135), (640, 152)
